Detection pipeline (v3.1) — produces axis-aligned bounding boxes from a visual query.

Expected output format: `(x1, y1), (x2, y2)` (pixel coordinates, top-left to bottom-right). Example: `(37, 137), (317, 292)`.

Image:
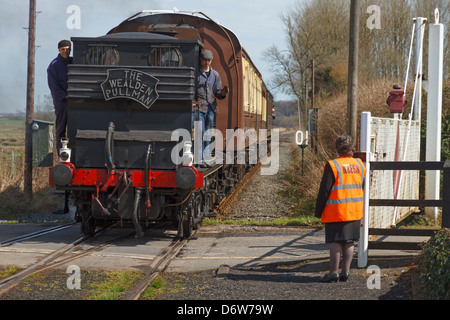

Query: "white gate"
(366, 116), (421, 228)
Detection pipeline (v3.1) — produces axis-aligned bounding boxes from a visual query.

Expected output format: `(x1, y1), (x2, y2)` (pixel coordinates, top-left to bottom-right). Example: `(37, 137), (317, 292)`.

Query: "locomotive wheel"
(178, 192), (203, 238)
(201, 190), (211, 217)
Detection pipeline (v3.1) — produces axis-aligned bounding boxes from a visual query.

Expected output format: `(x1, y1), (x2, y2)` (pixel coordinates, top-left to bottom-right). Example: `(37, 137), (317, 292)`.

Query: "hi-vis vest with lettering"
(321, 156), (366, 223)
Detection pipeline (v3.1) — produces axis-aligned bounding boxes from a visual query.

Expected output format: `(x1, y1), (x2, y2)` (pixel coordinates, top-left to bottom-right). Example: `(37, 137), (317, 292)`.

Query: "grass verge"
(202, 216), (320, 227)
(0, 266), (22, 280)
(89, 270), (144, 300)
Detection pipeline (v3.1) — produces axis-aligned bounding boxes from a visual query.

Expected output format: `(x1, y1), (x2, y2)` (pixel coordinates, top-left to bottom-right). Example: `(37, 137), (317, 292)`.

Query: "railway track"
(215, 131), (292, 217)
(119, 234), (192, 300)
(0, 222), (127, 296)
(215, 162), (262, 216)
(0, 220), (191, 300)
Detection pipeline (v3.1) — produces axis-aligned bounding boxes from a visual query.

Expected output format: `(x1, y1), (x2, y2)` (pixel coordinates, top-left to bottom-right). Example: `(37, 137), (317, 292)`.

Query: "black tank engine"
(49, 11), (274, 238)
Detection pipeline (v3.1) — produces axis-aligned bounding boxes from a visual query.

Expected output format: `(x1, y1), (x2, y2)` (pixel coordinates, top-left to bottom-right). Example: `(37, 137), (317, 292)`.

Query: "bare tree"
(359, 0), (413, 79)
(412, 0), (450, 76)
(264, 0), (349, 124)
(266, 0), (449, 101)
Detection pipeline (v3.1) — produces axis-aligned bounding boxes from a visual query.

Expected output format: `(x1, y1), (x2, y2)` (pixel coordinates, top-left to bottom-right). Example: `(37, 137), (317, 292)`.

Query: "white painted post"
(358, 112), (371, 268)
(425, 10), (444, 221)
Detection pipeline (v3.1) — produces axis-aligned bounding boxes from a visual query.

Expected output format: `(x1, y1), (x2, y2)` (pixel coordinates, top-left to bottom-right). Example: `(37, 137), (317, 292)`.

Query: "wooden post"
(347, 0), (359, 140)
(311, 59), (317, 153)
(24, 0), (36, 198)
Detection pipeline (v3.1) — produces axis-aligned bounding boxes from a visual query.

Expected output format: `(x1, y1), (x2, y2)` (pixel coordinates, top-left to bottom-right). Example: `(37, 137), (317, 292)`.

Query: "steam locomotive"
(49, 10), (274, 238)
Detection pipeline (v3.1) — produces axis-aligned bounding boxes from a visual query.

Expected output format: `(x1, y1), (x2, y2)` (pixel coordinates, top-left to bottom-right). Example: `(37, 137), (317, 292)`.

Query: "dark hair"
(58, 40), (71, 48)
(335, 135), (354, 156)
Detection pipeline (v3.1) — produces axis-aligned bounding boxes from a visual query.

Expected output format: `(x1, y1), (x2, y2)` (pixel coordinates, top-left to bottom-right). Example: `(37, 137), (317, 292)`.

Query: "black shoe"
(339, 272), (349, 282)
(321, 273), (339, 283)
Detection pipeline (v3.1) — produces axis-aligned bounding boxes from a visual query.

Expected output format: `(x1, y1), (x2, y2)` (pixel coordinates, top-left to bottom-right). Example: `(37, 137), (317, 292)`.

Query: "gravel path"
(151, 260), (414, 300)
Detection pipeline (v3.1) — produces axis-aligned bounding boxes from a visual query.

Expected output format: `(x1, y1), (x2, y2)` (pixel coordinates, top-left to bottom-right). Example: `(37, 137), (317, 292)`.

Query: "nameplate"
(101, 69), (159, 109)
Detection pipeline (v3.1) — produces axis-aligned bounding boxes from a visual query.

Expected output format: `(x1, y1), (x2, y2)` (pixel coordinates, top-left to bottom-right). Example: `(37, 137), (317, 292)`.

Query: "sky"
(0, 0), (299, 115)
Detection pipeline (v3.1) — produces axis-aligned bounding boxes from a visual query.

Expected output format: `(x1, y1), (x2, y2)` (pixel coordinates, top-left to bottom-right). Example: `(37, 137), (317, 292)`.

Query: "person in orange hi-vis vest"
(315, 135), (366, 283)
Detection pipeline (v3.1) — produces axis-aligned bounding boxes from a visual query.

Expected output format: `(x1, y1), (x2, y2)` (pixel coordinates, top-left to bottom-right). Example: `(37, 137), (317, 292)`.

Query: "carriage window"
(86, 44), (119, 65)
(149, 47), (182, 67)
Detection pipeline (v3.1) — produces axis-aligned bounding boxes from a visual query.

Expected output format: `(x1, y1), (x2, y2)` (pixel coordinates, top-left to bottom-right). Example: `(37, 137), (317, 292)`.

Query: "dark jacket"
(47, 54), (73, 102)
(196, 67), (226, 113)
(315, 163), (335, 219)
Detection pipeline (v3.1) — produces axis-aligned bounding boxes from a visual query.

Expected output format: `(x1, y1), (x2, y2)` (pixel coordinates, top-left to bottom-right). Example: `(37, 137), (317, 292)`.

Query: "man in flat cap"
(194, 49), (228, 166)
(47, 40), (73, 155)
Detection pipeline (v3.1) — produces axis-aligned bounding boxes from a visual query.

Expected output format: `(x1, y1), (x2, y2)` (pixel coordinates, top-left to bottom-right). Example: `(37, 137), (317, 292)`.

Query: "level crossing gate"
(363, 114), (421, 228)
(356, 13), (448, 267)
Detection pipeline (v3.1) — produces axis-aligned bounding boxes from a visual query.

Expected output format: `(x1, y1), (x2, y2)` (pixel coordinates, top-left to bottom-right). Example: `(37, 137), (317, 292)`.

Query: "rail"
(119, 236), (191, 300)
(0, 222), (120, 296)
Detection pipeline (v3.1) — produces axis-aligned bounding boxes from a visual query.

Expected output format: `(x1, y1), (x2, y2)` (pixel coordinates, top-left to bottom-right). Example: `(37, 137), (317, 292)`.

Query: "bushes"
(417, 229), (450, 300)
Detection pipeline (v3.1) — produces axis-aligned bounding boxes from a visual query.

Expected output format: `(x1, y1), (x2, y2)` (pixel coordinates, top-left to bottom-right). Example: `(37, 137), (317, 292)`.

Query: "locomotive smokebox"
(175, 166), (197, 189)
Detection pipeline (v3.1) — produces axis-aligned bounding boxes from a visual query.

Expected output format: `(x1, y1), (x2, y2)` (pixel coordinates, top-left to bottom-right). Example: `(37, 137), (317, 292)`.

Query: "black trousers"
(54, 98), (67, 154)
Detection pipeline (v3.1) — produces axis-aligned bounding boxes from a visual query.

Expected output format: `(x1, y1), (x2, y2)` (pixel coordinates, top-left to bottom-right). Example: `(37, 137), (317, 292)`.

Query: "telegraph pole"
(24, 0), (36, 198)
(347, 0), (360, 140)
(311, 59), (317, 153)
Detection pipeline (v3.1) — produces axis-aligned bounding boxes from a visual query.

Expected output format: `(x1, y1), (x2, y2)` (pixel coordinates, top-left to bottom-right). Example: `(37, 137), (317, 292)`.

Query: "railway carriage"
(49, 10), (274, 238)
